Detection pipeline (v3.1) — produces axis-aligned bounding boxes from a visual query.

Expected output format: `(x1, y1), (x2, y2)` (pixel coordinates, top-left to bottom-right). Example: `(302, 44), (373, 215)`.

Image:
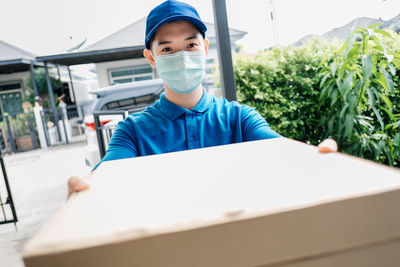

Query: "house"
(293, 14), (399, 46)
(81, 17), (247, 94)
(0, 39), (95, 116)
(0, 40), (36, 116)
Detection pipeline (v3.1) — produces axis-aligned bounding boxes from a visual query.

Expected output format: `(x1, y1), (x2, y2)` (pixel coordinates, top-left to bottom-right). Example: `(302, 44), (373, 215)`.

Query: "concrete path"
(0, 143), (92, 267)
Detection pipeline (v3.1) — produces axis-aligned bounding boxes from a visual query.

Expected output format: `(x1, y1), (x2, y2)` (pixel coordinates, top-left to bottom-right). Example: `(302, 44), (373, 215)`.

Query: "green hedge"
(234, 26), (400, 167)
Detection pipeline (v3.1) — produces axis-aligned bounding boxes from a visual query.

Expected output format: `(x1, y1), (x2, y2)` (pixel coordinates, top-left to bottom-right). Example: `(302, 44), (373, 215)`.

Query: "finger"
(68, 176), (90, 197)
(318, 138), (338, 153)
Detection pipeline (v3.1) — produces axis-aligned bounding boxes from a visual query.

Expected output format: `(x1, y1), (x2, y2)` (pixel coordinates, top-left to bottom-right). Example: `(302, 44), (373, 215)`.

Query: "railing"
(0, 113), (39, 154)
(0, 154), (17, 229)
(93, 106), (149, 158)
(40, 105), (87, 147)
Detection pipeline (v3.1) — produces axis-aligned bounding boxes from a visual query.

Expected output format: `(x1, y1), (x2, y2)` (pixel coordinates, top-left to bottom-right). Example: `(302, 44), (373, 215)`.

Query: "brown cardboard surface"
(22, 138), (400, 267)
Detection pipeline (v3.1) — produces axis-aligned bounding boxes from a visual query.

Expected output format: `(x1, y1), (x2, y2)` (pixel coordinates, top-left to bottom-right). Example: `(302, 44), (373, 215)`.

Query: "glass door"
(0, 91), (23, 117)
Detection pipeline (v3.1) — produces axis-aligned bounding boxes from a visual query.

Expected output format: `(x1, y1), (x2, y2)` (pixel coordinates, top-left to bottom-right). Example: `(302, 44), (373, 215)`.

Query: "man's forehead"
(154, 20), (201, 39)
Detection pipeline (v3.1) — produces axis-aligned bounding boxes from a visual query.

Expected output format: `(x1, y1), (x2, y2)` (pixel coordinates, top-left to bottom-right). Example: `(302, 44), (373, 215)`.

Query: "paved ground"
(0, 143), (92, 267)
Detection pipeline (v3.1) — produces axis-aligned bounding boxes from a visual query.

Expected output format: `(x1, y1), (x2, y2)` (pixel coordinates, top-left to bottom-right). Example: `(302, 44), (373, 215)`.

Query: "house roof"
(36, 45), (145, 66)
(37, 18), (246, 66)
(380, 13), (400, 32)
(292, 16), (396, 46)
(0, 40), (39, 74)
(322, 17), (384, 41)
(83, 17), (247, 51)
(0, 40), (36, 62)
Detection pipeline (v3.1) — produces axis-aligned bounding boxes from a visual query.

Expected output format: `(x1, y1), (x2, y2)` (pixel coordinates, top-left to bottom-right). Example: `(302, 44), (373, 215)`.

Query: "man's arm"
(240, 104), (337, 152)
(91, 119), (138, 171)
(240, 104), (281, 141)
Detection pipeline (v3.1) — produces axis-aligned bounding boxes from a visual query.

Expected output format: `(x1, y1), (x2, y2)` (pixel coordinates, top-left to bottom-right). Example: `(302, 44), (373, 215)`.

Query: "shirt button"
(187, 114), (194, 119)
(189, 136), (196, 142)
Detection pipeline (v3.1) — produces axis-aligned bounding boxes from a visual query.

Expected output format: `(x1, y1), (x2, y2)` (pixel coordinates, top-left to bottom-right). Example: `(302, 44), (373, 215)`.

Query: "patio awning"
(0, 59), (44, 74)
(36, 45), (145, 66)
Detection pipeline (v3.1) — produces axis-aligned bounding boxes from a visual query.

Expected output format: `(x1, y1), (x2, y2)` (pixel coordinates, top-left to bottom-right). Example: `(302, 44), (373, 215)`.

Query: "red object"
(84, 120), (112, 131)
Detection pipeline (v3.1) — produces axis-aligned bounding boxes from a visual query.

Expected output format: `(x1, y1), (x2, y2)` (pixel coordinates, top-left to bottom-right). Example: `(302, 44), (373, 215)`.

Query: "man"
(68, 0), (337, 196)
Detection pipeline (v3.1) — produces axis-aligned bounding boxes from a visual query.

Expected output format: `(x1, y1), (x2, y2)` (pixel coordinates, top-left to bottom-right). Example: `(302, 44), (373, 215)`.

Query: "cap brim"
(145, 15), (207, 49)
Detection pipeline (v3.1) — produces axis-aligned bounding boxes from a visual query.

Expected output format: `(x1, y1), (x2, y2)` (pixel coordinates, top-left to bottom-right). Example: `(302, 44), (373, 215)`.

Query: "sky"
(1, 0), (399, 56)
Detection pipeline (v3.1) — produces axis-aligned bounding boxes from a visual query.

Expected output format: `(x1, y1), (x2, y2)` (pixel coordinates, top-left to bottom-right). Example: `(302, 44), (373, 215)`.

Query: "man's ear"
(204, 38), (209, 57)
(143, 49), (156, 68)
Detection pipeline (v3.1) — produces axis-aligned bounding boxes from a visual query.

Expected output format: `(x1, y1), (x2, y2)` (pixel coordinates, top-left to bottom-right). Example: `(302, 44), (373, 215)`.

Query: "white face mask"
(155, 50), (206, 94)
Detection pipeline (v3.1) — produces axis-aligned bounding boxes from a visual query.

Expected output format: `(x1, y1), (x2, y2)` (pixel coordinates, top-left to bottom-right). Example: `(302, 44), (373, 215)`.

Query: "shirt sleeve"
(92, 118), (138, 171)
(240, 104), (281, 141)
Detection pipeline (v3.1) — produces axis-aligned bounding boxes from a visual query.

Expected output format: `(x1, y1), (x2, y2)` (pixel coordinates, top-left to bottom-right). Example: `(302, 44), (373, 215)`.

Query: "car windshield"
(101, 94), (158, 111)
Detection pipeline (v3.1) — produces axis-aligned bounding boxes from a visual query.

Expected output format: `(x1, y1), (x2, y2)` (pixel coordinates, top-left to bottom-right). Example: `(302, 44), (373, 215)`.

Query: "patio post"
(29, 62), (40, 104)
(212, 0), (237, 101)
(44, 62), (62, 141)
(56, 65), (62, 82)
(67, 66), (77, 104)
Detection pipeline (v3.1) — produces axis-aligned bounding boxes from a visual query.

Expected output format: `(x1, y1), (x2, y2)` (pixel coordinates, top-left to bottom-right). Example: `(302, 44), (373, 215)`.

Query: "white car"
(83, 79), (164, 168)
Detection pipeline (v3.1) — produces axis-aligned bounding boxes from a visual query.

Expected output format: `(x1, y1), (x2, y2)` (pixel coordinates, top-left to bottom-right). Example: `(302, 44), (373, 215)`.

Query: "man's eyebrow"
(185, 35), (198, 41)
(157, 35), (198, 46)
(157, 40), (172, 45)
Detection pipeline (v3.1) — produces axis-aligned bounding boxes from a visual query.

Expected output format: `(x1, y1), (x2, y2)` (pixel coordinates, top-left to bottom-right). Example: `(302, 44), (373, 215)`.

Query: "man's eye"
(161, 47), (172, 52)
(187, 43), (198, 48)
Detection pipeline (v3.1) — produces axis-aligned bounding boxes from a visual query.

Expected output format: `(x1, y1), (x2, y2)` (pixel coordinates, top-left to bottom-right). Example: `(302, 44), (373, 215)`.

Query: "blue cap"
(145, 0), (207, 49)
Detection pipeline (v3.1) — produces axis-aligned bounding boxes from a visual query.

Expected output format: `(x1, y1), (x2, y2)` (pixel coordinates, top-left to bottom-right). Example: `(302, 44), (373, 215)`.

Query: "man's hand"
(317, 138), (338, 153)
(67, 175), (91, 199)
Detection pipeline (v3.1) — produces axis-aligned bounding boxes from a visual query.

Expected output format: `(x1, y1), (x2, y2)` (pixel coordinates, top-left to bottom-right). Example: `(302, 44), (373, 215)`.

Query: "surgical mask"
(155, 50), (206, 94)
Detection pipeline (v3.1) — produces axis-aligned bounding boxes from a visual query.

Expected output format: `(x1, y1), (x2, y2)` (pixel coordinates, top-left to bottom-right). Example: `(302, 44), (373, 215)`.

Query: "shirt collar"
(157, 88), (213, 121)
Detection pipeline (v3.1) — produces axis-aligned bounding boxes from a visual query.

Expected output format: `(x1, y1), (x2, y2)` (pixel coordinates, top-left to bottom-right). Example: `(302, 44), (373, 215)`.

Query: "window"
(109, 65), (154, 85)
(101, 94), (159, 111)
(0, 83), (21, 91)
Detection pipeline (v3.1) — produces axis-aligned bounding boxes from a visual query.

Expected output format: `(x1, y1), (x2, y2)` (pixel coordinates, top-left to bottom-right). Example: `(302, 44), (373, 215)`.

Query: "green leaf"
(394, 120), (400, 130)
(394, 133), (400, 147)
(353, 80), (363, 95)
(348, 95), (357, 111)
(382, 107), (395, 120)
(339, 103), (349, 120)
(379, 66), (394, 93)
(320, 82), (333, 101)
(392, 58), (400, 69)
(374, 74), (389, 94)
(320, 73), (330, 87)
(358, 117), (374, 130)
(330, 90), (338, 107)
(328, 117), (335, 135)
(366, 86), (375, 106)
(367, 23), (383, 29)
(383, 147), (394, 166)
(378, 92), (393, 112)
(340, 71), (354, 95)
(372, 107), (384, 130)
(345, 114), (354, 138)
(375, 140), (386, 159)
(361, 55), (372, 82)
(330, 62), (337, 77)
(388, 63), (396, 76)
(370, 35), (386, 52)
(374, 28), (393, 38)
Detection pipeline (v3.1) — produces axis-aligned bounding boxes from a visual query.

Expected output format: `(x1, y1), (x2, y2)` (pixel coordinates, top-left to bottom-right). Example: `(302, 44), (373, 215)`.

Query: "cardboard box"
(22, 138), (400, 267)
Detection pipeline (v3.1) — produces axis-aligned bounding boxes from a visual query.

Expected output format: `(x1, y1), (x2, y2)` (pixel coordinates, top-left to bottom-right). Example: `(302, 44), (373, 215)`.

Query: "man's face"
(144, 20), (209, 67)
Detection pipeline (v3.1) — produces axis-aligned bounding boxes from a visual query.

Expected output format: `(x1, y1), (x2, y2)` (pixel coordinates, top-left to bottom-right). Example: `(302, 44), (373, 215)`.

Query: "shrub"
(25, 68), (61, 108)
(234, 27), (400, 167)
(318, 25), (400, 166)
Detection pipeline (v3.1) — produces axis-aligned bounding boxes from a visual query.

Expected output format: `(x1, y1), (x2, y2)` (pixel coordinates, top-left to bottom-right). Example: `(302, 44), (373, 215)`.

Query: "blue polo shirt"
(94, 89), (280, 169)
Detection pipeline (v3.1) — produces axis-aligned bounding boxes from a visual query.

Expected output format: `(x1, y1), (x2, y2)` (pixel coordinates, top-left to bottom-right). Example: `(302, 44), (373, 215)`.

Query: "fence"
(39, 104), (87, 147)
(93, 106), (148, 158)
(0, 113), (40, 154)
(0, 154), (17, 229)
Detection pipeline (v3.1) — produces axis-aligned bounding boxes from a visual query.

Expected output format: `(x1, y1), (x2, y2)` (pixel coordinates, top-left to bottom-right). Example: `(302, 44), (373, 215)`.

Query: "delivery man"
(68, 0), (337, 197)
